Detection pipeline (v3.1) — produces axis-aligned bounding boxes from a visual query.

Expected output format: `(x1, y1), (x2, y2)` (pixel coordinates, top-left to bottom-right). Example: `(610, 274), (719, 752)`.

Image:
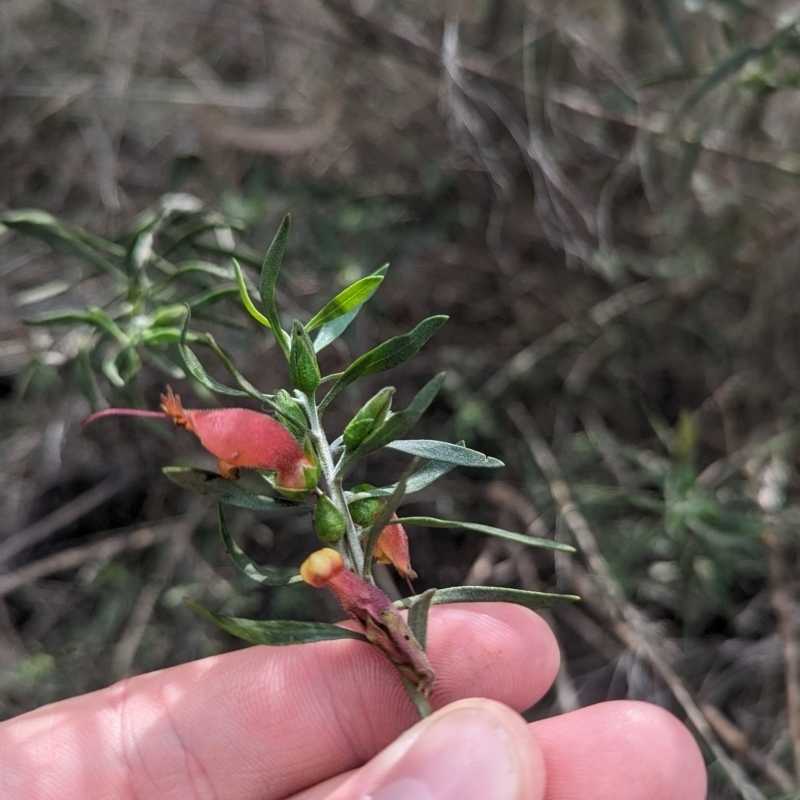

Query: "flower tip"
(300, 548), (344, 587)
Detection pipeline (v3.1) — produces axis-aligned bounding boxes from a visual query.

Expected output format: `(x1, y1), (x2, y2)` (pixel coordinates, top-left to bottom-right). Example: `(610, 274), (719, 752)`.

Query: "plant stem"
(300, 393), (365, 575)
(400, 677), (433, 718)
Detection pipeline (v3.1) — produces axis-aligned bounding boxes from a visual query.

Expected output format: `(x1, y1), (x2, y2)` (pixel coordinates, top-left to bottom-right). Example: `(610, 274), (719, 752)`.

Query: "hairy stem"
(300, 393), (365, 575)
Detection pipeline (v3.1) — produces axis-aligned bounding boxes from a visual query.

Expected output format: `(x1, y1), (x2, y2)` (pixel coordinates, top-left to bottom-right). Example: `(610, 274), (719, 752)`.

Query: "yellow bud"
(300, 548), (344, 587)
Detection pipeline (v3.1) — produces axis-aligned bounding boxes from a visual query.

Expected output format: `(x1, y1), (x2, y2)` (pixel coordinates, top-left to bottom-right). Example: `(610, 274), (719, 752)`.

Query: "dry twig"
(509, 403), (768, 800)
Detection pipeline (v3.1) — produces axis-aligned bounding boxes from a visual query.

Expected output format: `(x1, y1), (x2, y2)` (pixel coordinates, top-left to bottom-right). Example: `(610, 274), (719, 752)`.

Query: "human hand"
(0, 603), (706, 800)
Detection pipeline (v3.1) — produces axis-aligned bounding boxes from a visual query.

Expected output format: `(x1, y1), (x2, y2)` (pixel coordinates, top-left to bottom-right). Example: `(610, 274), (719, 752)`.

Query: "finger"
(289, 699), (707, 800)
(320, 698), (545, 800)
(529, 700), (707, 800)
(0, 603), (559, 800)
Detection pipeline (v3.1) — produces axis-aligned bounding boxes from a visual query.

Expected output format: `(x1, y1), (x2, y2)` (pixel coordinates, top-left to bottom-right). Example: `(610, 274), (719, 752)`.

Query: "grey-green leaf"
(320, 315), (447, 411)
(395, 586), (580, 612)
(0, 209), (125, 279)
(217, 504), (301, 586)
(178, 306), (252, 398)
(387, 440), (503, 468)
(360, 457), (458, 498)
(306, 276), (384, 332)
(393, 516), (576, 552)
(185, 599), (369, 645)
(260, 214), (291, 356)
(314, 264), (388, 352)
(163, 467), (302, 511)
(407, 588), (437, 650)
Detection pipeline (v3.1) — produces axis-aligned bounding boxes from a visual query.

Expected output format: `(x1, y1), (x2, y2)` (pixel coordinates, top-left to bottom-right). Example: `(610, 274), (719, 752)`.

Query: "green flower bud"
(289, 320), (321, 394)
(272, 388), (307, 441)
(314, 495), (346, 544)
(348, 483), (384, 527)
(343, 387), (394, 451)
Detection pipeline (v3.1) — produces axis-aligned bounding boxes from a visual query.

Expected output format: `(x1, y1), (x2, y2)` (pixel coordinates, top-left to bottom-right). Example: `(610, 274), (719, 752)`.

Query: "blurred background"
(2, 1), (800, 797)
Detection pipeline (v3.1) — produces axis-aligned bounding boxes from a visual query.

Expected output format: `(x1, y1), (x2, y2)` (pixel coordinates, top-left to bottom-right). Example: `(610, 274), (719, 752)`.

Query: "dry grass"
(3, 1), (800, 797)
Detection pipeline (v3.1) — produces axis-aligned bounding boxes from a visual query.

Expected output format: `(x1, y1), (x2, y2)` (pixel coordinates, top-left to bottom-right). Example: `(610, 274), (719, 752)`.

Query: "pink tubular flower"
(85, 386), (317, 489)
(300, 548), (434, 696)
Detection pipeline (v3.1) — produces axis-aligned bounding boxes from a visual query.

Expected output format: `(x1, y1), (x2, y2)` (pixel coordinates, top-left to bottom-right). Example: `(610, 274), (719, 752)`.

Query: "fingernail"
(365, 706), (521, 800)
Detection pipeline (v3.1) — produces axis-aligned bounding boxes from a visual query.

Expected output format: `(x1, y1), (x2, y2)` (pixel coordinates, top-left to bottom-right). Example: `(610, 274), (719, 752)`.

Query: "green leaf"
(306, 276), (384, 332)
(260, 214), (291, 356)
(163, 467), (302, 511)
(232, 258), (273, 328)
(407, 588), (437, 650)
(393, 516), (576, 552)
(272, 389), (309, 440)
(216, 504), (301, 586)
(347, 374), (445, 462)
(395, 586), (580, 612)
(387, 439), (504, 468)
(0, 209), (125, 280)
(178, 307), (252, 398)
(184, 599), (368, 646)
(186, 286), (240, 309)
(342, 386), (394, 451)
(25, 310), (97, 327)
(361, 456), (459, 498)
(320, 315), (447, 411)
(314, 264), (387, 352)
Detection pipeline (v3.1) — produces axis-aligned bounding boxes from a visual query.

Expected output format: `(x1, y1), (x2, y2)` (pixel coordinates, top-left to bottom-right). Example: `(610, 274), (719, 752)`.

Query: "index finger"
(0, 602), (559, 800)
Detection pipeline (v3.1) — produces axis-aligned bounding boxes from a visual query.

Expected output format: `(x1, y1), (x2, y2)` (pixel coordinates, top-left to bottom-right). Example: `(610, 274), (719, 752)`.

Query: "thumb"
(325, 698), (546, 800)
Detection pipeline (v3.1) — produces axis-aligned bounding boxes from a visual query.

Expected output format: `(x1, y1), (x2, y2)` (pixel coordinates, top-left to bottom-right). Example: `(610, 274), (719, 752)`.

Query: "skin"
(0, 603), (707, 800)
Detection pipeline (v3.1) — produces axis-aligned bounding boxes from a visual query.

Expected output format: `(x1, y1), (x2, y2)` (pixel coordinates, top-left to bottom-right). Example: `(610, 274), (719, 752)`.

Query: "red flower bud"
(373, 513), (417, 581)
(300, 548), (434, 695)
(84, 387), (317, 490)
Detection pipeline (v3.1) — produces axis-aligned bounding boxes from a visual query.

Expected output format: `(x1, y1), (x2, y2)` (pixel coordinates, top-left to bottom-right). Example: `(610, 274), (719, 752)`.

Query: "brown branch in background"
(766, 529), (800, 785)
(481, 481), (581, 713)
(0, 519), (179, 598)
(508, 403), (769, 800)
(0, 472), (137, 567)
(196, 103), (341, 156)
(701, 702), (795, 792)
(110, 501), (205, 680)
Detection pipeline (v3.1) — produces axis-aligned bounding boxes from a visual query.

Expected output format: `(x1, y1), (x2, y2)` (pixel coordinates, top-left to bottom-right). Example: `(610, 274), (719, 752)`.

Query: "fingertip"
(426, 603), (560, 712)
(529, 700), (707, 800)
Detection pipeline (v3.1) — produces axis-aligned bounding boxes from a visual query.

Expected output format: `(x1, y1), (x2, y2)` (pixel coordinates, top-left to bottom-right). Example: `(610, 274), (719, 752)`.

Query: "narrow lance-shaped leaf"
(201, 331), (278, 405)
(162, 467), (302, 512)
(347, 373), (445, 463)
(179, 306), (252, 398)
(353, 455), (459, 498)
(306, 276), (384, 332)
(395, 586), (580, 612)
(216, 504), (302, 586)
(407, 588), (437, 651)
(185, 286), (240, 309)
(314, 264), (388, 353)
(320, 315), (447, 411)
(232, 258), (273, 328)
(387, 439), (504, 469)
(184, 598), (368, 646)
(0, 209), (125, 280)
(260, 214), (291, 356)
(393, 516), (576, 553)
